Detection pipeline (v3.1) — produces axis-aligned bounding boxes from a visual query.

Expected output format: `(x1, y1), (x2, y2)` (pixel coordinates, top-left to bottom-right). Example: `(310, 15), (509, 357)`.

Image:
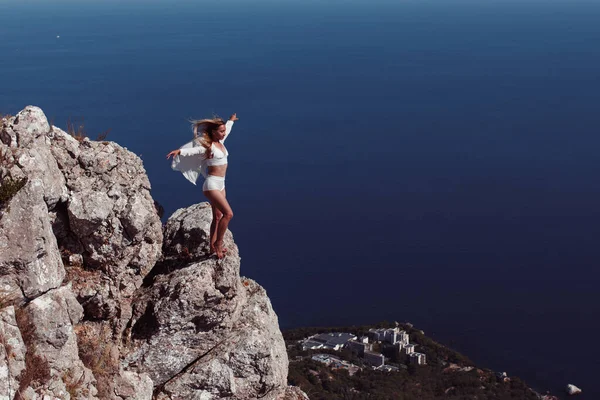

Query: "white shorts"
(203, 175), (225, 192)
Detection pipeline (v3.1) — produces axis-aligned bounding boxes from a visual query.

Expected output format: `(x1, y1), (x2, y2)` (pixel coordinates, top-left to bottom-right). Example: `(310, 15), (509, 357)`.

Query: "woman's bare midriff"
(207, 165), (227, 177)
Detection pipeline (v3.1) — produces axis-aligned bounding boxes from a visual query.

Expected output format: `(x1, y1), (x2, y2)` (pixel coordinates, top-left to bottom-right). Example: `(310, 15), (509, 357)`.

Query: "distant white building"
(368, 328), (384, 342)
(394, 342), (404, 353)
(364, 351), (385, 368)
(302, 340), (324, 351)
(359, 336), (369, 344)
(397, 330), (409, 345)
(404, 344), (416, 355)
(347, 340), (371, 356)
(410, 352), (426, 365)
(312, 354), (343, 366)
(312, 354), (330, 363)
(369, 328), (401, 344)
(306, 332), (357, 351)
(388, 330), (397, 344)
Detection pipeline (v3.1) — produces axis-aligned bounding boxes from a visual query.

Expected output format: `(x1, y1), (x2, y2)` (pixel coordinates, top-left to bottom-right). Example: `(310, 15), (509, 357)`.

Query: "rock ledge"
(0, 106), (304, 399)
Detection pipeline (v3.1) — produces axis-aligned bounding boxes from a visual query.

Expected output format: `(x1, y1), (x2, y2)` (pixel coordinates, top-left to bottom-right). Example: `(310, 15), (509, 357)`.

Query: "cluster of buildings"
(311, 354), (361, 376)
(301, 327), (427, 369)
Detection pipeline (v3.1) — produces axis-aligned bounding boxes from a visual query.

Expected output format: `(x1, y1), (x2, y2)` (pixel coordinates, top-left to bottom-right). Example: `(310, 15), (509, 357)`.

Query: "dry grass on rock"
(76, 322), (119, 398)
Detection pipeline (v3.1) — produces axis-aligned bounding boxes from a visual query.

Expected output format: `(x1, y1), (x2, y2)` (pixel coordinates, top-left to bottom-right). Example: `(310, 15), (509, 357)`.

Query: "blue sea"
(1, 0), (599, 398)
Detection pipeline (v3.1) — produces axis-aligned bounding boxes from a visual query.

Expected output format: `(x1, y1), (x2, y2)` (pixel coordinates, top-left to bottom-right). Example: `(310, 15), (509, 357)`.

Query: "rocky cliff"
(0, 106), (305, 400)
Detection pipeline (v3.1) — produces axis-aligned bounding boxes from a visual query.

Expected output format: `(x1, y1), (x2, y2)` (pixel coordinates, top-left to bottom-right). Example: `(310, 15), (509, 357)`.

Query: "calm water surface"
(1, 0), (599, 397)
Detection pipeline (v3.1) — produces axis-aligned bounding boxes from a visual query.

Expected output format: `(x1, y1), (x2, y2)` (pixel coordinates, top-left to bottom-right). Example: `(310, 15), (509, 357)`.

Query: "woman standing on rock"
(166, 113), (239, 259)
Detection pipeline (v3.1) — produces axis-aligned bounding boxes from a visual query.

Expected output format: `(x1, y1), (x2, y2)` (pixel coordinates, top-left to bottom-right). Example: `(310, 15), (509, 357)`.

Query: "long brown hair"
(190, 117), (225, 159)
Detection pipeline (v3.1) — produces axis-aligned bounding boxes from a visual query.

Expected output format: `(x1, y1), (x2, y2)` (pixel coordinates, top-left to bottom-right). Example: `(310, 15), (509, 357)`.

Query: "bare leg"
(203, 188), (233, 259)
(218, 188), (228, 255)
(209, 205), (223, 254)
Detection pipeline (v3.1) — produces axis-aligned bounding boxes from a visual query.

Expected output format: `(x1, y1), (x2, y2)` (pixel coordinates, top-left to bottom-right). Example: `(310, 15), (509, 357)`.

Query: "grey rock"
(46, 127), (80, 172)
(155, 278), (289, 400)
(126, 252), (243, 386)
(0, 306), (27, 400)
(0, 119), (17, 148)
(0, 179), (65, 301)
(18, 286), (98, 399)
(128, 204), (288, 400)
(59, 139), (162, 274)
(281, 386), (310, 400)
(51, 130), (162, 328)
(3, 106), (292, 400)
(68, 190), (113, 238)
(162, 202), (231, 260)
(17, 390), (68, 400)
(14, 136), (68, 209)
(113, 370), (153, 400)
(18, 386), (37, 399)
(10, 106), (50, 148)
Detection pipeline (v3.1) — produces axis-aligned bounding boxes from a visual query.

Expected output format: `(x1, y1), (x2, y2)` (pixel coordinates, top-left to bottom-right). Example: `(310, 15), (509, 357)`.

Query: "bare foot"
(209, 244), (227, 255)
(214, 242), (228, 259)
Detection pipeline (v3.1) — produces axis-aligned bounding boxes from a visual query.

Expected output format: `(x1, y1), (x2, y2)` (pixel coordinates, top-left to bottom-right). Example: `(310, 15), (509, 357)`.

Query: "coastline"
(284, 322), (559, 400)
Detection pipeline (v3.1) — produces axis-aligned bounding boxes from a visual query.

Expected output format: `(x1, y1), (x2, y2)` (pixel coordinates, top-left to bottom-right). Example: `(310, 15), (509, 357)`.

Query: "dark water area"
(1, 0), (599, 398)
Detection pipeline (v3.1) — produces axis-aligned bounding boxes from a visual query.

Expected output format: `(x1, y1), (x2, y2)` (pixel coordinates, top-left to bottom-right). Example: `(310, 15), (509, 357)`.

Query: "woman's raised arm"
(166, 145), (207, 159)
(222, 113), (239, 142)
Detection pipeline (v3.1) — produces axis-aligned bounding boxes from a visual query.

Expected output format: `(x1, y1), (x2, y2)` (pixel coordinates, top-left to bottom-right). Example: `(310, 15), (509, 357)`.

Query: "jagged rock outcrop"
(125, 204), (288, 399)
(16, 286), (99, 399)
(0, 177), (66, 300)
(0, 306), (26, 399)
(281, 387), (310, 400)
(0, 106), (305, 399)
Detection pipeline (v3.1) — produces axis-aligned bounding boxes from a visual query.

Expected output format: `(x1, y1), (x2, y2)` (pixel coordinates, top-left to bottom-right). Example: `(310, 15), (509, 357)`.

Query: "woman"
(166, 113), (239, 259)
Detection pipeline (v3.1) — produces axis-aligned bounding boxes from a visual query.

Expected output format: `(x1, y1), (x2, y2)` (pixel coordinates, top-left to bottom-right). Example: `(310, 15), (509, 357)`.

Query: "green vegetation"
(284, 324), (541, 400)
(288, 359), (538, 400)
(0, 177), (28, 207)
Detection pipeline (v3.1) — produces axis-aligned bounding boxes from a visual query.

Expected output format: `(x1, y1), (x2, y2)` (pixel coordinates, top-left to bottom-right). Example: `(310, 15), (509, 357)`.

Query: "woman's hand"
(166, 149), (181, 159)
(229, 113), (239, 122)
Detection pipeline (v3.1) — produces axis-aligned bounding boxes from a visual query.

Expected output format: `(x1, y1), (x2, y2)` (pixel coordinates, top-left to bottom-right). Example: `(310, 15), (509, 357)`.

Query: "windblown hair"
(190, 117), (225, 159)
